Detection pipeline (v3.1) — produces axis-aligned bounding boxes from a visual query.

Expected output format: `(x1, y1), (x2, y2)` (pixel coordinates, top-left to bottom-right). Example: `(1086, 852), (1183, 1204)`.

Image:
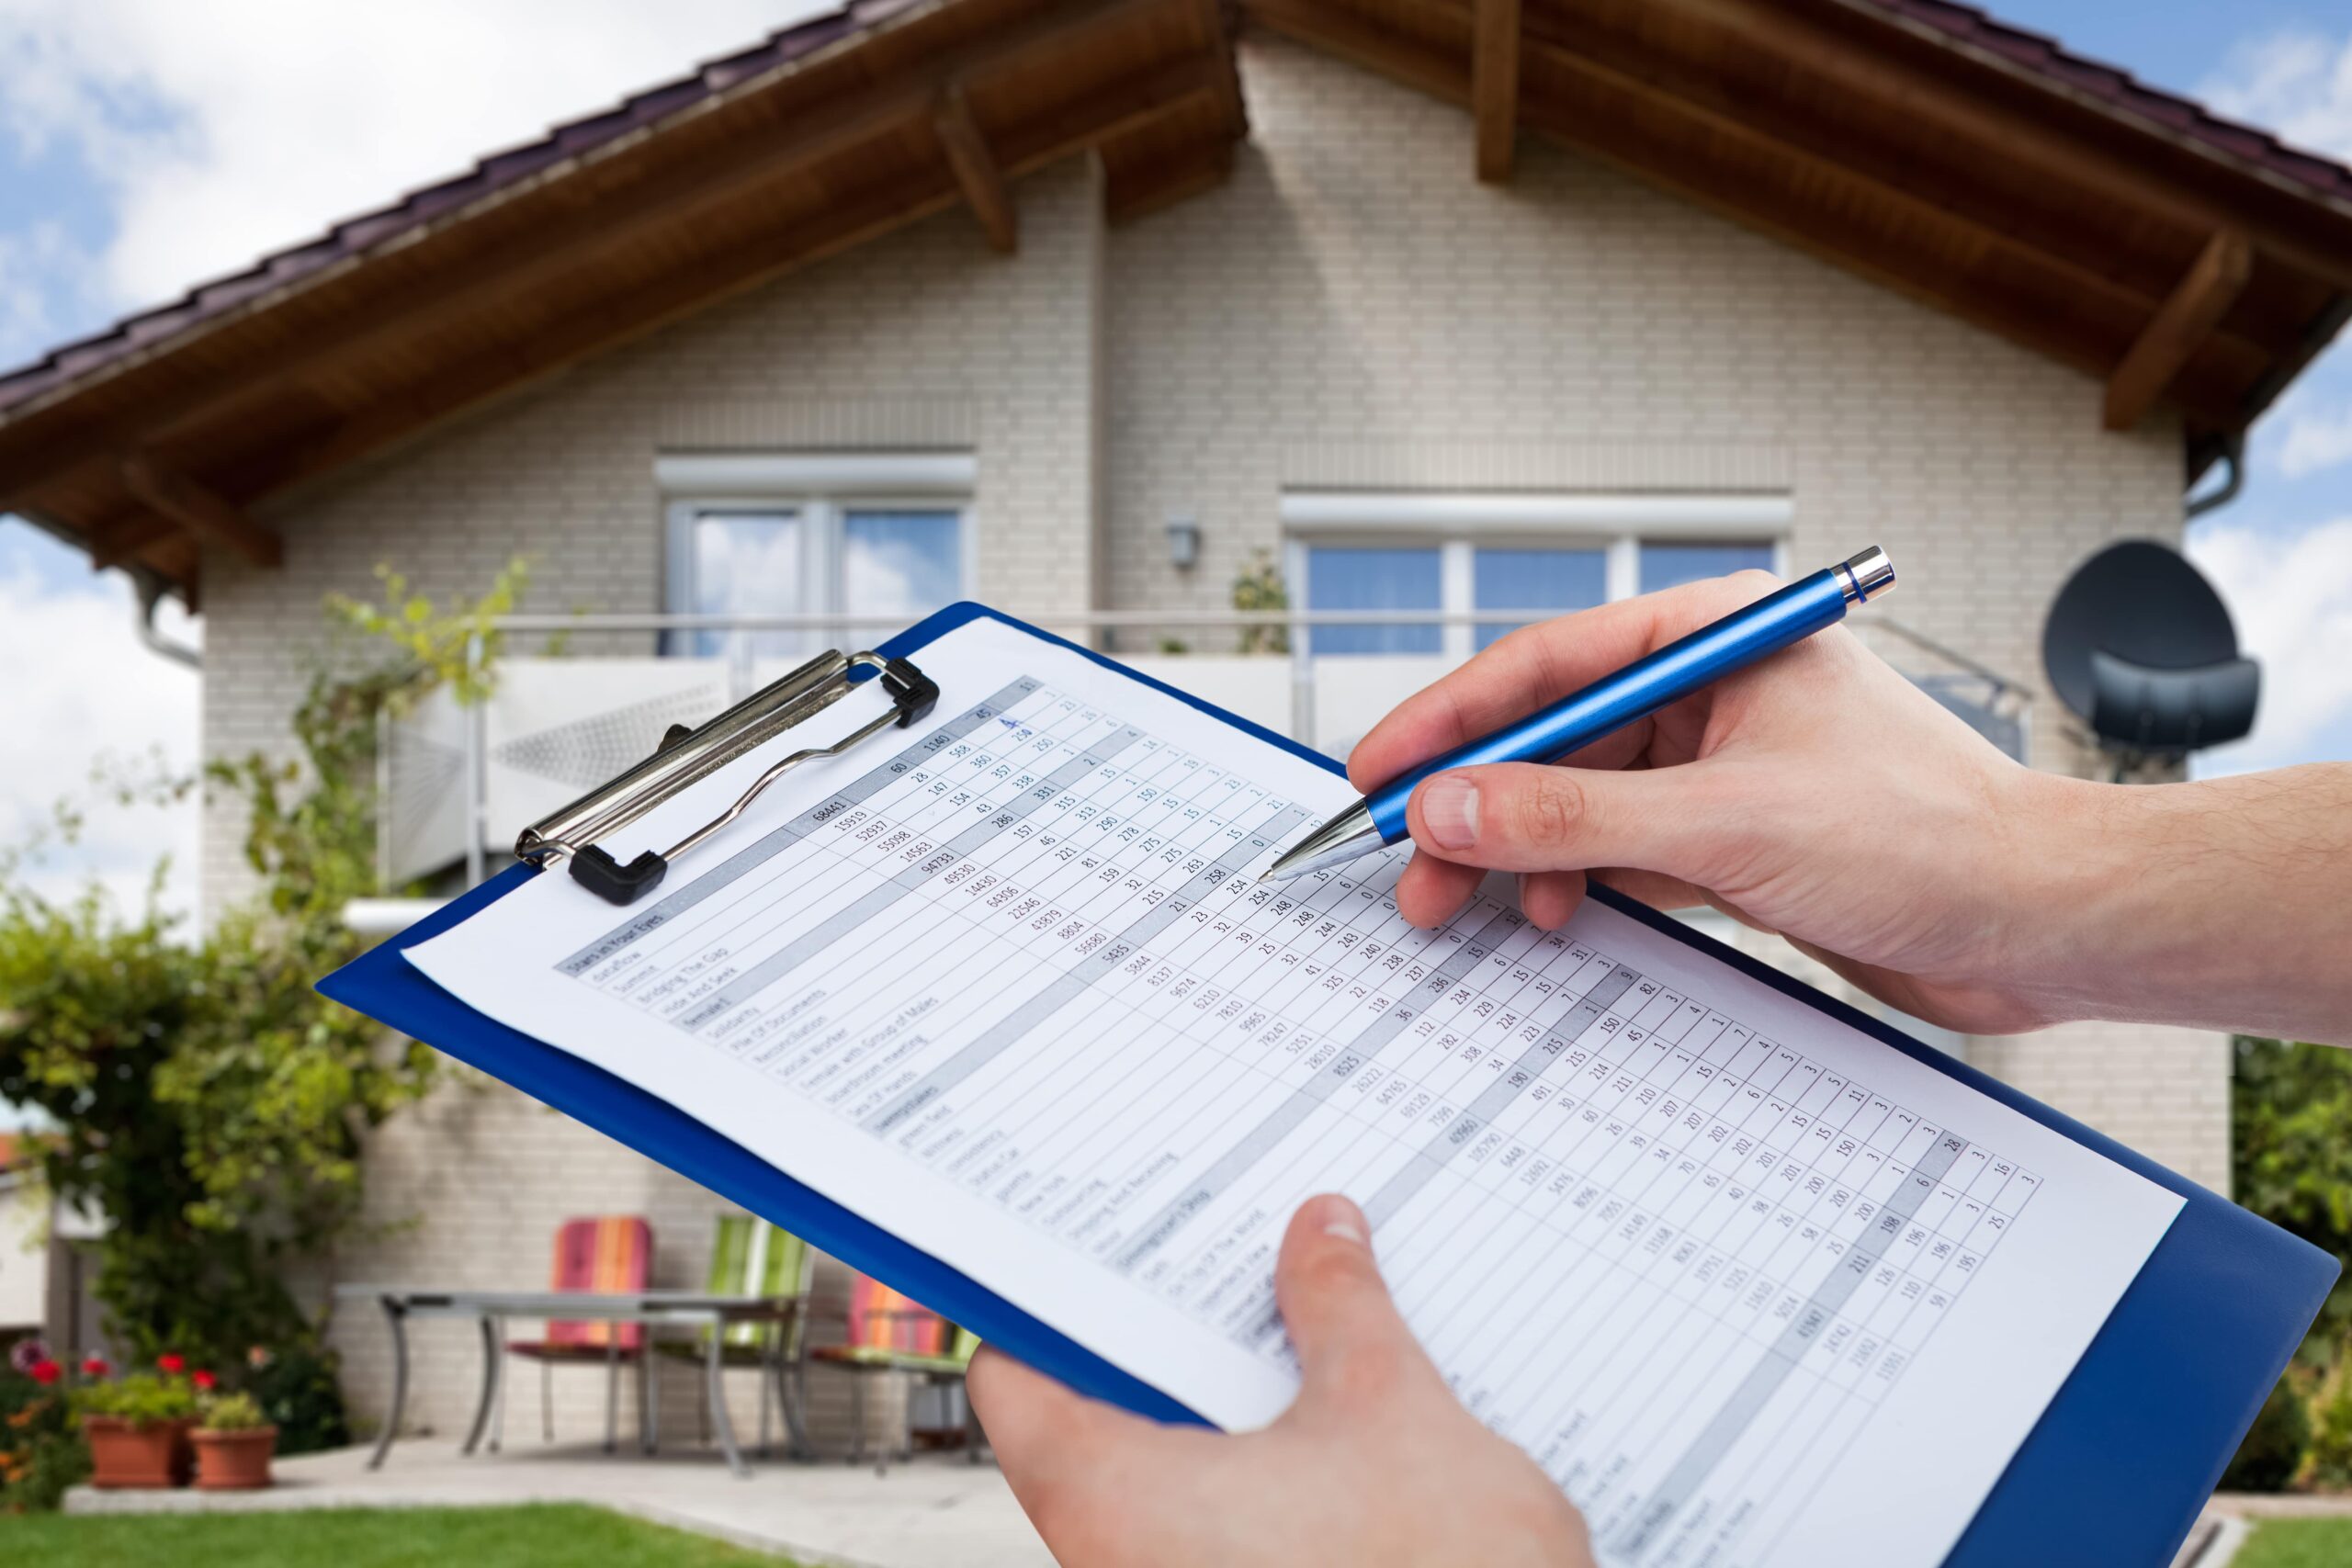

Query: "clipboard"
(322, 600), (2336, 1568)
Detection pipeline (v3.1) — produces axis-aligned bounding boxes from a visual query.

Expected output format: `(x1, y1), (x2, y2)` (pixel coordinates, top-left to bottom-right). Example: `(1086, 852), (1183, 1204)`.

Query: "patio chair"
(657, 1213), (815, 1459)
(499, 1214), (653, 1454)
(806, 1275), (983, 1469)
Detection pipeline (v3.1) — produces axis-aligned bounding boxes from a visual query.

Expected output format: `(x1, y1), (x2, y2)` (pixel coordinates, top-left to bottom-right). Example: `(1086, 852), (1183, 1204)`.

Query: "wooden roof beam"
(116, 453), (281, 568)
(1244, 0), (2246, 426)
(1472, 0), (1521, 182)
(935, 85), (1018, 253)
(85, 510), (178, 572)
(2105, 231), (2253, 431)
(234, 54), (1231, 502)
(1668, 0), (2352, 294)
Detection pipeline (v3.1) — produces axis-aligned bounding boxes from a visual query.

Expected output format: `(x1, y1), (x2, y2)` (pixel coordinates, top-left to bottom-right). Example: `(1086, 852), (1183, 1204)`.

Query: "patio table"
(334, 1285), (800, 1478)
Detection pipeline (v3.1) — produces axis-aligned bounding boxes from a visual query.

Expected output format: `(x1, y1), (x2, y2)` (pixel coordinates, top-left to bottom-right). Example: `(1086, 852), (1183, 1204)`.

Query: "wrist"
(1994, 770), (2148, 1026)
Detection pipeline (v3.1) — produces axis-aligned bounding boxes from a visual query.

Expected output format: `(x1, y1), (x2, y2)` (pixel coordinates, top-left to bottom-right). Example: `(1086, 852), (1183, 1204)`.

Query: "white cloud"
(2278, 400), (2352, 479)
(0, 561), (200, 919)
(0, 0), (820, 311)
(2187, 515), (2352, 774)
(2199, 27), (2352, 160)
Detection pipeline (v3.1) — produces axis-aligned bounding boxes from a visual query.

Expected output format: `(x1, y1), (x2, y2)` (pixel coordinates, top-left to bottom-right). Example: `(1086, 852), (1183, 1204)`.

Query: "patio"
(64, 1437), (1052, 1568)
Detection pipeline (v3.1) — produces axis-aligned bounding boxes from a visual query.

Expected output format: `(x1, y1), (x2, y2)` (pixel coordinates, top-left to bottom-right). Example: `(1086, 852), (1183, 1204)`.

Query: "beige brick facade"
(198, 38), (2224, 1442)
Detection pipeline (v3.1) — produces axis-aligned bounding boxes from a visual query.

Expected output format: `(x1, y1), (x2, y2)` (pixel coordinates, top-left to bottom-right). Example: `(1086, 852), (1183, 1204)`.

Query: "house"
(5, 0), (2347, 1450)
(0, 1135), (47, 1342)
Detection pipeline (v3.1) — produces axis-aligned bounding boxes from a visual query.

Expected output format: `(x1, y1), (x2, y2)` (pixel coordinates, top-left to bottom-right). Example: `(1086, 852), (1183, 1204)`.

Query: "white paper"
(409, 616), (2183, 1568)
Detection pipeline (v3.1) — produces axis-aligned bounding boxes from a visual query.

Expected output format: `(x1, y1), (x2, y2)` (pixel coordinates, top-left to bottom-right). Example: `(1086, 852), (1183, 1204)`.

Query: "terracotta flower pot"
(191, 1425), (277, 1491)
(82, 1415), (195, 1489)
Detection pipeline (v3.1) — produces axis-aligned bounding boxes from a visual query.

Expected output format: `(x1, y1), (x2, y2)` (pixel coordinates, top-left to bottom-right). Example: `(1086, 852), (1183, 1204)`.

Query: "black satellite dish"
(2042, 540), (2258, 768)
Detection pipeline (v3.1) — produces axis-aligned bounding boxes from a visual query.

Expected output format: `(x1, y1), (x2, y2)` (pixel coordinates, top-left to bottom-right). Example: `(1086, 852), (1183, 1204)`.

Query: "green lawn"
(2233, 1517), (2352, 1568)
(0, 1505), (801, 1566)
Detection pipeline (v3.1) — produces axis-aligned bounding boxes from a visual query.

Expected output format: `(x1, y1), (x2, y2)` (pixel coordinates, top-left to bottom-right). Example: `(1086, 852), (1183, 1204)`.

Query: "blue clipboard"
(321, 601), (2335, 1567)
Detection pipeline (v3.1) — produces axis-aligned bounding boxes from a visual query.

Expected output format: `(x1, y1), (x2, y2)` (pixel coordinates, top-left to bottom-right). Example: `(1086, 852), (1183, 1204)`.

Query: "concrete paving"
(66, 1437), (1055, 1568)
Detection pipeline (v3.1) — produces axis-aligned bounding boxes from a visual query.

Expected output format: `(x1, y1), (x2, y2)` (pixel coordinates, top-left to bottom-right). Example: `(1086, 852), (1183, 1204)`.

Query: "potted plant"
(191, 1392), (277, 1491)
(74, 1362), (198, 1489)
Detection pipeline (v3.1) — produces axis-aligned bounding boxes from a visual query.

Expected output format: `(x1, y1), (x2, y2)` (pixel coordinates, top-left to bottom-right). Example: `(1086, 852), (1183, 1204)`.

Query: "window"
(659, 454), (973, 660)
(1474, 547), (1608, 650)
(1637, 540), (1777, 594)
(1283, 491), (1789, 658)
(1305, 547), (1442, 656)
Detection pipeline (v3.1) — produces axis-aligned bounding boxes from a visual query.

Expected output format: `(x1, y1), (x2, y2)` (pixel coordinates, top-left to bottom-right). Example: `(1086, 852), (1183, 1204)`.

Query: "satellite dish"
(2042, 540), (2258, 763)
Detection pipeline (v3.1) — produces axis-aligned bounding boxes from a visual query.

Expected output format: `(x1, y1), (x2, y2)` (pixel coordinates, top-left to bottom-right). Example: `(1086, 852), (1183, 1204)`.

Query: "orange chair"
(502, 1216), (653, 1452)
(807, 1275), (979, 1467)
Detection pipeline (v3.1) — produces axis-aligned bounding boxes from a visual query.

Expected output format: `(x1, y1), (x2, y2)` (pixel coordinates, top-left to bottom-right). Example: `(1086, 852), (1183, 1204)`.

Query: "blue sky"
(1, 0), (2349, 928)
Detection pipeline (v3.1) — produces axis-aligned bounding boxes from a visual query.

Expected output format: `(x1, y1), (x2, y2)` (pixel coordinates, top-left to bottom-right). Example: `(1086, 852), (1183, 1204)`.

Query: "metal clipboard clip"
(514, 649), (939, 907)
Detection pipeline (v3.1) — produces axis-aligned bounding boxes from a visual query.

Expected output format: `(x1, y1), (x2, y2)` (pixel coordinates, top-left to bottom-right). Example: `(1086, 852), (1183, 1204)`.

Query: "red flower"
(27, 1360), (60, 1386)
(155, 1353), (186, 1375)
(80, 1357), (109, 1379)
(191, 1370), (218, 1392)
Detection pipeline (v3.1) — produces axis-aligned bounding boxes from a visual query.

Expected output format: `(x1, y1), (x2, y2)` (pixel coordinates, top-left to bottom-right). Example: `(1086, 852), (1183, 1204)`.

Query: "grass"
(0, 1504), (801, 1566)
(2232, 1517), (2352, 1568)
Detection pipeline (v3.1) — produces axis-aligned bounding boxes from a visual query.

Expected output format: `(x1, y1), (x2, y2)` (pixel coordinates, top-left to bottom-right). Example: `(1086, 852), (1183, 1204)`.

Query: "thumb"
(1275, 1194), (1442, 1415)
(1408, 761), (1733, 880)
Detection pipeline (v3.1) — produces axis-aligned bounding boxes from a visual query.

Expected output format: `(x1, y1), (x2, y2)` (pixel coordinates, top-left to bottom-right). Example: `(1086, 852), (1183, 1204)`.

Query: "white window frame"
(658, 452), (977, 649)
(1281, 491), (1791, 659)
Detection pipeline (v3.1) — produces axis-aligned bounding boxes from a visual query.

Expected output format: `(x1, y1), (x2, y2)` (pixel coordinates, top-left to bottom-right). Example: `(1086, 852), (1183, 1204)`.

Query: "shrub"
(246, 1344), (348, 1456)
(198, 1392), (268, 1433)
(73, 1371), (198, 1429)
(2306, 1357), (2352, 1489)
(0, 1361), (88, 1513)
(2222, 1373), (2313, 1493)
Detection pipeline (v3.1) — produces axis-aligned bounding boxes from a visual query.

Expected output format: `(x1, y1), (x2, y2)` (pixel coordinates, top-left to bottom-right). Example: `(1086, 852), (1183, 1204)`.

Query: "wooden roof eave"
(0, 0), (1249, 601)
(1244, 0), (2348, 452)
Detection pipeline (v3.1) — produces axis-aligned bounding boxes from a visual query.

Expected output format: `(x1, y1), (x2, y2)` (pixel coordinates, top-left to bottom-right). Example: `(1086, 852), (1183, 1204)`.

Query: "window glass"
(1306, 547), (1442, 656)
(1637, 540), (1775, 594)
(844, 510), (963, 628)
(684, 511), (802, 658)
(1473, 547), (1607, 650)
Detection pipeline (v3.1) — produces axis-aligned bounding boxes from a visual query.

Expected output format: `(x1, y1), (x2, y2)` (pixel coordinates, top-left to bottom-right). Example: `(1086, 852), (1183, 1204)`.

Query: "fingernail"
(1320, 1196), (1369, 1247)
(1419, 775), (1478, 851)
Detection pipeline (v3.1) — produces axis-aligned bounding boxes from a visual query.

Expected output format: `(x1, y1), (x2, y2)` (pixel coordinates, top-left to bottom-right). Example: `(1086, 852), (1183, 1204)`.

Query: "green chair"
(806, 1277), (986, 1468)
(661, 1213), (814, 1459)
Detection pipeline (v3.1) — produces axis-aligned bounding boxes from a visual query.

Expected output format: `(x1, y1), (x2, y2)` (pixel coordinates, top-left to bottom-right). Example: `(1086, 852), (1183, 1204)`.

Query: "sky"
(1, 0), (2350, 926)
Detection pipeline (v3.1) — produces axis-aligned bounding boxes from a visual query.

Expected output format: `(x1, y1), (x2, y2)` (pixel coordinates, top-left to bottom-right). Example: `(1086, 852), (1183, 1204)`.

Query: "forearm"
(2013, 763), (2352, 1043)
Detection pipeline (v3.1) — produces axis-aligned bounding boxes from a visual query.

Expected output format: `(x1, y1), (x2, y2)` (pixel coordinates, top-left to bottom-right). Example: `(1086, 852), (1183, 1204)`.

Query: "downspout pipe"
(131, 569), (201, 671)
(2186, 432), (2245, 520)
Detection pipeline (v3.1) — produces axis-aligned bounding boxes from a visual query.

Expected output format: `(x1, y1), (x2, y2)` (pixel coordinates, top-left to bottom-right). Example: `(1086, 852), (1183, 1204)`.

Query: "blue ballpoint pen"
(1260, 546), (1897, 882)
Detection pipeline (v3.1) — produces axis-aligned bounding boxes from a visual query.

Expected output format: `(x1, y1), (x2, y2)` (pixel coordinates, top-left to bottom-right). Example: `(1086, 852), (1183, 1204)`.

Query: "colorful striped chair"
(659, 1213), (815, 1458)
(807, 1276), (983, 1467)
(502, 1215), (653, 1453)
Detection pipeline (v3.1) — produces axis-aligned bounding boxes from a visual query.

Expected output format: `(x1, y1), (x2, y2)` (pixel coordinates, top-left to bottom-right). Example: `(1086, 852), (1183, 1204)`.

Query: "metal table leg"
(367, 1295), (409, 1471)
(462, 1313), (502, 1457)
(604, 1341), (620, 1454)
(707, 1320), (749, 1478)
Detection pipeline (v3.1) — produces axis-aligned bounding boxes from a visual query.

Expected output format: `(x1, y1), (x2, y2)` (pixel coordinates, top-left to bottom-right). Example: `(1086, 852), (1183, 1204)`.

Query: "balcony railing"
(381, 608), (2030, 889)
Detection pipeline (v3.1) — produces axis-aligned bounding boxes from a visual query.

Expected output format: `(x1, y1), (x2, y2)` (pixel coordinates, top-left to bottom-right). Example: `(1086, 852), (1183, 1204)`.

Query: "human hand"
(969, 1193), (1593, 1568)
(1347, 572), (2077, 1034)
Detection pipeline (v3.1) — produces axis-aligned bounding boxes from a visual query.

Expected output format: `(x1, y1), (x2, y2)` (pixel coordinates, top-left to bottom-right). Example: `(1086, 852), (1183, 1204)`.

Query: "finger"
(967, 1347), (1146, 1505)
(1519, 868), (1586, 930)
(1395, 851), (1484, 928)
(1407, 761), (1735, 879)
(1275, 1194), (1441, 1415)
(1347, 573), (1778, 792)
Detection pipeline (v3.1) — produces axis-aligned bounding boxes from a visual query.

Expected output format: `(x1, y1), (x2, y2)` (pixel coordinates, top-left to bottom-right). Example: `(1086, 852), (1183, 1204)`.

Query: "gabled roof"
(2, 0), (2346, 605)
(0, 0), (935, 420)
(1860, 0), (2352, 208)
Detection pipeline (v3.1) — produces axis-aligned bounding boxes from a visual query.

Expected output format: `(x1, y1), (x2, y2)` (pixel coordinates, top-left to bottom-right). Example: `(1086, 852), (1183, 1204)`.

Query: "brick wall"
(212, 157), (1103, 1446)
(201, 38), (2230, 1442)
(1102, 38), (2227, 1190)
